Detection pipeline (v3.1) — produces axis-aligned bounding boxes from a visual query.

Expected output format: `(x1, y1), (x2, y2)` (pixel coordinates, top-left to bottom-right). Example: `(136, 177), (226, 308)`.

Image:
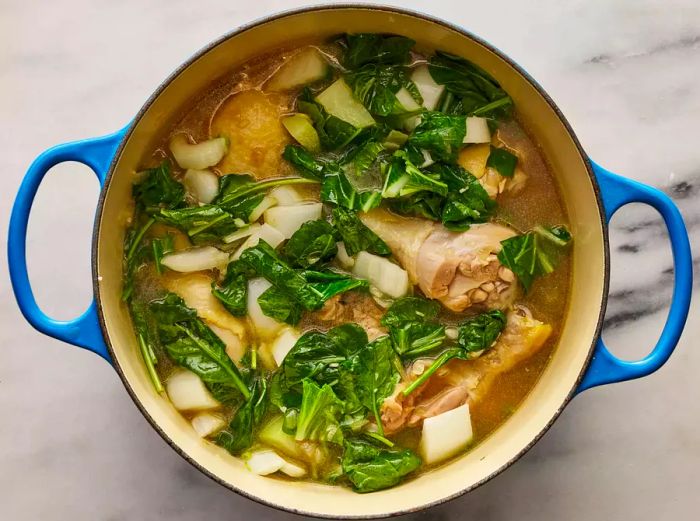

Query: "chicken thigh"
(360, 209), (518, 312)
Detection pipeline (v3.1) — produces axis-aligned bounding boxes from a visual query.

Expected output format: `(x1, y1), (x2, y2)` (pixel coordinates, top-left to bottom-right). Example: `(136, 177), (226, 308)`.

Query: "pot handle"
(576, 162), (693, 393)
(7, 128), (128, 363)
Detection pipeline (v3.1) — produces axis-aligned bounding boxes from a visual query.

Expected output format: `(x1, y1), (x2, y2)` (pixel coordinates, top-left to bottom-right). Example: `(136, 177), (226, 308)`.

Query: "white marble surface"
(1, 0), (699, 519)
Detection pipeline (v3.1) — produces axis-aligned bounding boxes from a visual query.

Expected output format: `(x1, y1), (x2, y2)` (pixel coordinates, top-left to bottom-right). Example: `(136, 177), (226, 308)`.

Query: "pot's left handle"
(7, 128), (128, 363)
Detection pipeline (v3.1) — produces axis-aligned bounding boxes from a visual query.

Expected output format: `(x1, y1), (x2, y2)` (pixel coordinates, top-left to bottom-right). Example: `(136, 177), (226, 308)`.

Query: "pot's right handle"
(576, 162), (693, 393)
(7, 128), (127, 363)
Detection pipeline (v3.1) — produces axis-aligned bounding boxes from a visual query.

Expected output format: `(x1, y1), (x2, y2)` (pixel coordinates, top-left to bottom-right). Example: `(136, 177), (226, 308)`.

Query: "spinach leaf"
(342, 138), (386, 180)
(240, 240), (325, 311)
(408, 112), (466, 162)
(331, 207), (390, 256)
(428, 52), (512, 118)
(486, 146), (518, 178)
(390, 322), (446, 358)
(282, 144), (327, 181)
(497, 225), (572, 291)
(350, 336), (400, 436)
(216, 377), (268, 455)
(321, 171), (383, 212)
(155, 205), (239, 244)
(344, 33), (415, 69)
(122, 216), (155, 301)
(402, 346), (467, 396)
(151, 293), (250, 402)
(380, 296), (440, 327)
(132, 161), (185, 209)
(458, 309), (507, 352)
(211, 260), (252, 317)
(342, 438), (421, 493)
(346, 64), (416, 116)
(283, 324), (367, 387)
(284, 220), (338, 268)
(382, 150), (448, 198)
(303, 270), (370, 301)
(258, 285), (303, 326)
(214, 174), (318, 215)
(130, 300), (163, 392)
(295, 379), (344, 444)
(389, 191), (443, 221)
(431, 163), (496, 231)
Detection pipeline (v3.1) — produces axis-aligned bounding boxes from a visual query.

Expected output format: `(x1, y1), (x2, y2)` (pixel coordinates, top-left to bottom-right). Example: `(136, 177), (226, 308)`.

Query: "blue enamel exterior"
(7, 128), (128, 363)
(575, 162), (693, 392)
(6, 132), (693, 391)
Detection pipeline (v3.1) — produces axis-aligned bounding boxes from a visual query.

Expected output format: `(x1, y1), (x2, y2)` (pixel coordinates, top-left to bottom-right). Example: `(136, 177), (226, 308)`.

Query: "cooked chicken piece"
(360, 209), (518, 312)
(210, 90), (291, 178)
(162, 272), (248, 362)
(457, 143), (526, 198)
(315, 291), (387, 340)
(381, 306), (552, 434)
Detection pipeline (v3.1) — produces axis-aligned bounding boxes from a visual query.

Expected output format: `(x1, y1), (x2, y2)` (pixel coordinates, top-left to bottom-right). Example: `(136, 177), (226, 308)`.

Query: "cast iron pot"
(7, 5), (694, 518)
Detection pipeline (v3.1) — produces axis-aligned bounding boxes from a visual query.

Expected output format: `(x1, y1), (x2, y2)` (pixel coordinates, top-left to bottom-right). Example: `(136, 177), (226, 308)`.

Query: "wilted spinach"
(343, 33), (415, 69)
(486, 146), (518, 178)
(458, 310), (507, 352)
(132, 160), (185, 209)
(382, 150), (448, 198)
(284, 220), (338, 268)
(331, 206), (390, 256)
(217, 378), (268, 454)
(342, 438), (421, 492)
(155, 205), (239, 244)
(432, 163), (496, 231)
(295, 379), (344, 444)
(407, 112), (466, 162)
(321, 170), (383, 212)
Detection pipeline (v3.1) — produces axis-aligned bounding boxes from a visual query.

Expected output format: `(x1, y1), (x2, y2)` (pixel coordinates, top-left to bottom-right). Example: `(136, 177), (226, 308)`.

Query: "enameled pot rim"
(91, 4), (610, 518)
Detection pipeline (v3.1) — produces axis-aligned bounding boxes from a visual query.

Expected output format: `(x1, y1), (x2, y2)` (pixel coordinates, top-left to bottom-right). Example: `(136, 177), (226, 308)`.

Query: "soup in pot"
(122, 33), (571, 492)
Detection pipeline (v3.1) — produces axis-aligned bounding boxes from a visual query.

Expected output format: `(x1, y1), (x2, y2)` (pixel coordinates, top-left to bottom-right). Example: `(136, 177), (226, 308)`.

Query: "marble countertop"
(1, 0), (698, 519)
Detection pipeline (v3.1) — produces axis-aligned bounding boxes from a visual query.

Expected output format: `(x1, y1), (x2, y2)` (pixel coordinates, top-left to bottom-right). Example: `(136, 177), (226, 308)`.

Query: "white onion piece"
(264, 203), (323, 239)
(272, 328), (300, 366)
(249, 195), (278, 223)
(403, 114), (422, 132)
(335, 241), (355, 269)
(183, 169), (219, 204)
(247, 278), (284, 338)
(245, 450), (286, 476)
(420, 403), (473, 465)
(232, 224), (286, 260)
(191, 412), (225, 438)
(463, 117), (491, 144)
(411, 65), (445, 111)
(269, 185), (303, 206)
(223, 223), (261, 244)
(352, 252), (409, 299)
(169, 135), (228, 169)
(161, 246), (229, 273)
(166, 370), (220, 411)
(280, 460), (307, 478)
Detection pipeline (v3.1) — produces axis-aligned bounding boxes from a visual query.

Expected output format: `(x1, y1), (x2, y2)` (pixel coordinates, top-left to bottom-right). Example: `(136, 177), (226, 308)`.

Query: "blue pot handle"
(7, 128), (128, 363)
(576, 162), (693, 393)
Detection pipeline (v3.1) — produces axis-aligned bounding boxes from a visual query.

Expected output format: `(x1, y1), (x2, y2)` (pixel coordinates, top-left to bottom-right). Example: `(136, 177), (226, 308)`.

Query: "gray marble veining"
(1, 1), (698, 520)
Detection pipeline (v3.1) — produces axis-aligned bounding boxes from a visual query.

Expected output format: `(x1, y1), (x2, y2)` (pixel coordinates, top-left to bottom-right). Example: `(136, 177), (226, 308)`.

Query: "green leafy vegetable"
(295, 379), (344, 444)
(303, 270), (369, 301)
(346, 65), (417, 116)
(486, 146), (518, 178)
(321, 171), (382, 212)
(389, 191), (443, 221)
(132, 161), (185, 209)
(150, 293), (250, 402)
(240, 241), (325, 311)
(458, 310), (507, 352)
(282, 144), (327, 181)
(211, 260), (252, 317)
(382, 150), (448, 198)
(257, 285), (303, 325)
(407, 112), (466, 162)
(152, 234), (174, 275)
(344, 336), (400, 436)
(342, 138), (385, 179)
(155, 205), (239, 243)
(130, 300), (163, 392)
(298, 90), (362, 151)
(342, 438), (421, 492)
(283, 324), (367, 387)
(497, 225), (572, 291)
(431, 163), (496, 231)
(331, 207), (390, 256)
(380, 296), (440, 327)
(284, 220), (338, 268)
(216, 378), (268, 455)
(122, 217), (155, 301)
(390, 322), (446, 358)
(344, 34), (415, 69)
(428, 52), (512, 118)
(215, 173), (318, 216)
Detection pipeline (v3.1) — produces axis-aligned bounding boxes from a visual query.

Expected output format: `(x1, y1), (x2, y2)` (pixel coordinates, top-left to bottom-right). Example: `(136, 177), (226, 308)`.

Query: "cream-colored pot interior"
(95, 6), (606, 518)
